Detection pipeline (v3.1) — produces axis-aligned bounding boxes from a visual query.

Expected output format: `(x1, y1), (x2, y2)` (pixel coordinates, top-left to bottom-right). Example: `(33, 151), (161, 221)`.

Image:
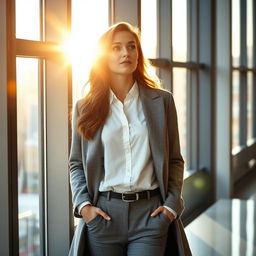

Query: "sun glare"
(59, 34), (98, 68)
(70, 0), (109, 101)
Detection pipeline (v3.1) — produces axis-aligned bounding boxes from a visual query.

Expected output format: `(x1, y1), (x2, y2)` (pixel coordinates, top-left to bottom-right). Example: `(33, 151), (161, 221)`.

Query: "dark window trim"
(6, 0), (19, 254)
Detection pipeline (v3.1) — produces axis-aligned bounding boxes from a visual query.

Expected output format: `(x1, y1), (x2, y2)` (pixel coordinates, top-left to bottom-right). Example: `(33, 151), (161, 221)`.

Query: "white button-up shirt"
(78, 81), (177, 218)
(99, 81), (158, 192)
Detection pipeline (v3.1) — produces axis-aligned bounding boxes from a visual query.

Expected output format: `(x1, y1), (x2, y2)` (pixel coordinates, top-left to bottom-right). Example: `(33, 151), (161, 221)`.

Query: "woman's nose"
(121, 46), (129, 56)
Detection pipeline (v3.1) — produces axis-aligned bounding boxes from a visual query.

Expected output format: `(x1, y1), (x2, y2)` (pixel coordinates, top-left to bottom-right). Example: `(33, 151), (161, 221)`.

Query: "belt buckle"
(122, 191), (139, 202)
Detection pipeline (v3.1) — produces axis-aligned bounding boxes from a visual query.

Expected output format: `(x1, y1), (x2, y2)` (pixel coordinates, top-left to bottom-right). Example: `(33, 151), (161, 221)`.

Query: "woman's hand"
(81, 205), (111, 223)
(150, 206), (175, 222)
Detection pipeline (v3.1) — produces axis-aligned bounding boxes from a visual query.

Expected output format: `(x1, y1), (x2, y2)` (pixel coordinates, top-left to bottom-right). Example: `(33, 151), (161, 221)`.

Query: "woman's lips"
(120, 61), (132, 64)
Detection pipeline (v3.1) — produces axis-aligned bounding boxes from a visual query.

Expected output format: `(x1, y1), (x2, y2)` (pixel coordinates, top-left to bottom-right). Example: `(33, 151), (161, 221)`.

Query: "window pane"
(16, 0), (40, 40)
(16, 57), (41, 255)
(247, 72), (253, 144)
(71, 0), (109, 105)
(141, 0), (157, 59)
(232, 0), (240, 66)
(173, 68), (187, 170)
(232, 71), (240, 150)
(172, 0), (187, 62)
(247, 0), (253, 68)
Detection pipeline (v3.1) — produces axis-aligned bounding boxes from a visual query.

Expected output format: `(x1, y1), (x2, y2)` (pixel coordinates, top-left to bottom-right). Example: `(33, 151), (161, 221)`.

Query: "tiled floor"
(185, 198), (256, 256)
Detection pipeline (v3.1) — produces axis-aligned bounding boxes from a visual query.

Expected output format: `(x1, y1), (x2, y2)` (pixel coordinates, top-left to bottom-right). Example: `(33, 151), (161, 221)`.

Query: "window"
(232, 0), (256, 152)
(247, 72), (253, 143)
(141, 0), (157, 59)
(232, 0), (240, 67)
(71, 0), (109, 105)
(172, 0), (187, 62)
(140, 0), (159, 78)
(15, 1), (43, 255)
(8, 0), (71, 255)
(232, 70), (240, 149)
(16, 57), (41, 256)
(15, 0), (41, 41)
(172, 68), (187, 163)
(141, 0), (202, 175)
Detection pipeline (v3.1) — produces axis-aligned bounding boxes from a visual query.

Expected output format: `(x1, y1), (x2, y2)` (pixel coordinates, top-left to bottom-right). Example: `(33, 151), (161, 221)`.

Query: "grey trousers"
(86, 193), (171, 256)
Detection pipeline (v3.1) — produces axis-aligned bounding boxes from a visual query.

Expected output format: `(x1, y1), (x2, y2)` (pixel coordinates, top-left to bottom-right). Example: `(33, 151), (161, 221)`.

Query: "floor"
(185, 170), (256, 256)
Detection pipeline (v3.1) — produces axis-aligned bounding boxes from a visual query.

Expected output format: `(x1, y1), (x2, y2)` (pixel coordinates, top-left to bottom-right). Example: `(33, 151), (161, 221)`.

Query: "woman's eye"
(128, 45), (136, 50)
(112, 46), (120, 51)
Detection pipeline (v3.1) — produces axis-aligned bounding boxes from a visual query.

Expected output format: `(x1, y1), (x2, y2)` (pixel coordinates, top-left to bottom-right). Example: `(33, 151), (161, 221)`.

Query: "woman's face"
(107, 31), (139, 76)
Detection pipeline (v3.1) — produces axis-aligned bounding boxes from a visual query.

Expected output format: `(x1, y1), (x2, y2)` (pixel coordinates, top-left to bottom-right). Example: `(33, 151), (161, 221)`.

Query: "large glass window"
(12, 0), (72, 254)
(141, 0), (157, 59)
(173, 68), (187, 168)
(232, 71), (240, 150)
(16, 57), (41, 256)
(232, 0), (240, 67)
(172, 0), (187, 62)
(247, 0), (253, 68)
(141, 0), (158, 77)
(232, 0), (255, 151)
(172, 0), (190, 171)
(15, 0), (41, 41)
(247, 72), (253, 144)
(141, 0), (195, 174)
(71, 0), (109, 105)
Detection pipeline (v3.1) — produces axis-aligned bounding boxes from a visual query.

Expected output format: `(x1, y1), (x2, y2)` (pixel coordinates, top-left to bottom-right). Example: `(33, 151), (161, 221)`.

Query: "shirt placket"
(118, 99), (132, 191)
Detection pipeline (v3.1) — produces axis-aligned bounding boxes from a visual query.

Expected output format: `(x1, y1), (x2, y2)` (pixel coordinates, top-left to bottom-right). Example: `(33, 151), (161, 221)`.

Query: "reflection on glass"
(231, 200), (240, 256)
(173, 68), (187, 169)
(71, 0), (109, 105)
(16, 58), (40, 256)
(247, 0), (253, 68)
(232, 71), (240, 150)
(232, 0), (240, 66)
(15, 0), (40, 40)
(141, 0), (157, 59)
(247, 72), (253, 144)
(172, 0), (187, 62)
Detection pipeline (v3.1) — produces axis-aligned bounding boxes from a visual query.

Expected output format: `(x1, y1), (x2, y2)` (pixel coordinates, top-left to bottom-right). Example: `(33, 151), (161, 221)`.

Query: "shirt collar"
(109, 81), (139, 104)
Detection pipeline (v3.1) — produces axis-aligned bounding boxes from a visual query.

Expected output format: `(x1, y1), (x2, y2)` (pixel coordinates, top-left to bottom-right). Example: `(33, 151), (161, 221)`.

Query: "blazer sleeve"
(163, 92), (185, 217)
(69, 100), (91, 218)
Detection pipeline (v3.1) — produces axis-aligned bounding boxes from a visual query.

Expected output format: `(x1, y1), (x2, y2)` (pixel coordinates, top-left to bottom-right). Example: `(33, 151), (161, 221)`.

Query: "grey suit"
(69, 85), (192, 256)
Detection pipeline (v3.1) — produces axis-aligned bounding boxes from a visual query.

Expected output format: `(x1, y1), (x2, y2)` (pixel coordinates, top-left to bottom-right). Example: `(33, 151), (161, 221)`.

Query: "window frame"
(5, 0), (73, 255)
(231, 0), (256, 182)
(155, 0), (214, 224)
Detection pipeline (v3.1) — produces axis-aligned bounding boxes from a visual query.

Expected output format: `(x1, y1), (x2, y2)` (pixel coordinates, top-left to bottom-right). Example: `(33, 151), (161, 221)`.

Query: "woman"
(69, 22), (191, 256)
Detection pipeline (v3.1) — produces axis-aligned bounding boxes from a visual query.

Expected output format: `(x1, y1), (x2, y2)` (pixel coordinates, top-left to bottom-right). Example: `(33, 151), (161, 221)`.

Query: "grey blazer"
(69, 85), (192, 256)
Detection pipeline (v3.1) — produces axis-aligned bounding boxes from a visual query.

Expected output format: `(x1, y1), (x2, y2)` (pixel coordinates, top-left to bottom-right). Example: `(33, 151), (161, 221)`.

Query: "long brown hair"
(77, 22), (161, 141)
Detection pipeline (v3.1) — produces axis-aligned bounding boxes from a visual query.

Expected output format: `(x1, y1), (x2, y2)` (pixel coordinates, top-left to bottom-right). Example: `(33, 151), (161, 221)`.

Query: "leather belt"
(99, 188), (160, 202)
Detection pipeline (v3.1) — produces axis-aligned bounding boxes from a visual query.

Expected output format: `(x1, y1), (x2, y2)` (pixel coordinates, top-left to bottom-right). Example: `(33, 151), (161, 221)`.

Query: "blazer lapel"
(139, 85), (165, 182)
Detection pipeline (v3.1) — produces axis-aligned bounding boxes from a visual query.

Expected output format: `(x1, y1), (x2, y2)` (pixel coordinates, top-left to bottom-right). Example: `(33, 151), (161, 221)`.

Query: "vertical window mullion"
(39, 58), (46, 256)
(187, 0), (198, 170)
(239, 0), (247, 146)
(170, 0), (173, 91)
(7, 0), (19, 254)
(170, 0), (173, 92)
(253, 0), (256, 139)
